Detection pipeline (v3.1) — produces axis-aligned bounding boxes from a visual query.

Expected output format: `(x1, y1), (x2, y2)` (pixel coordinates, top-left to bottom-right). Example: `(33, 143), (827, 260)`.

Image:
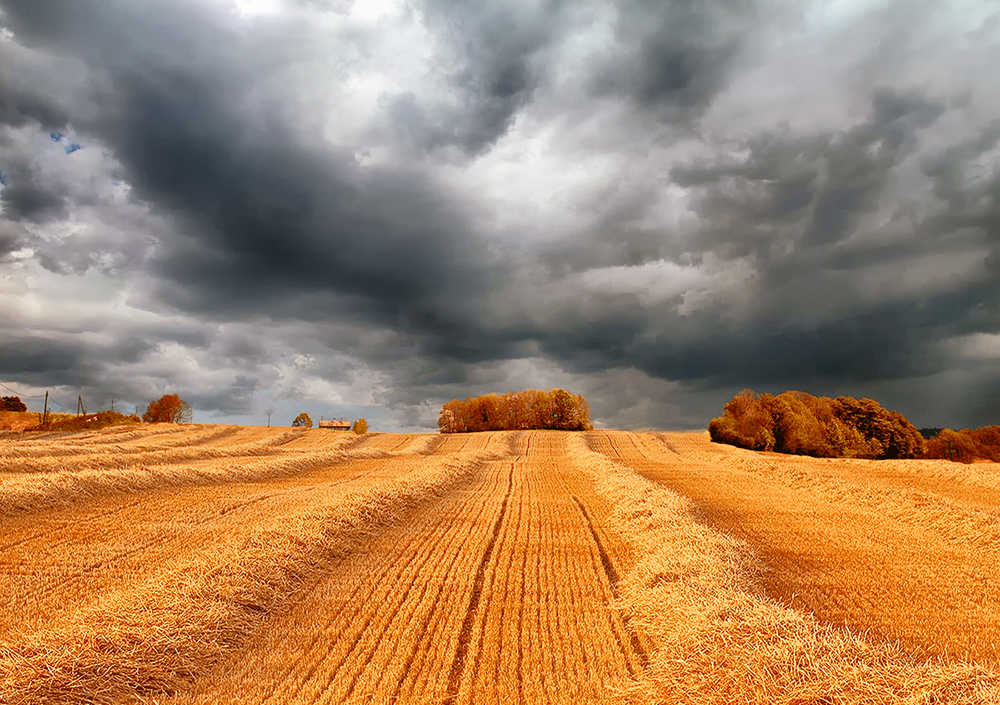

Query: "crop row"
(576, 431), (1000, 704)
(0, 434), (503, 705)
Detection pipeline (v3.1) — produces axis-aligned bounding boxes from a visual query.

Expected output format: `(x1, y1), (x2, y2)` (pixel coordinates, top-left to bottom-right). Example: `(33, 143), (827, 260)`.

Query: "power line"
(0, 381), (46, 399)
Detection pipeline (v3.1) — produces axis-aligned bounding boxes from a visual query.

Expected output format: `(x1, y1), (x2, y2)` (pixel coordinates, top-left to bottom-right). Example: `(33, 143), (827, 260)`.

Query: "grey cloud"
(1, 0), (498, 324)
(921, 119), (1000, 237)
(590, 0), (756, 117)
(0, 0), (998, 430)
(0, 162), (69, 222)
(383, 0), (564, 157)
(185, 375), (260, 416)
(0, 222), (20, 257)
(672, 88), (947, 265)
(0, 336), (84, 380)
(0, 334), (155, 389)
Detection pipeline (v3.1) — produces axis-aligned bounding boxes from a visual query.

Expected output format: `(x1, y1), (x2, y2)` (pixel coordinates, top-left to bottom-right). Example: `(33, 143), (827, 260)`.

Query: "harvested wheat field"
(1, 426), (999, 704)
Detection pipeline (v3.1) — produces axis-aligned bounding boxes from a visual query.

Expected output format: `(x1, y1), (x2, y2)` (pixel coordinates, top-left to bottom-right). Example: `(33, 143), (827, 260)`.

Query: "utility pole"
(43, 391), (49, 426)
(111, 397), (115, 413)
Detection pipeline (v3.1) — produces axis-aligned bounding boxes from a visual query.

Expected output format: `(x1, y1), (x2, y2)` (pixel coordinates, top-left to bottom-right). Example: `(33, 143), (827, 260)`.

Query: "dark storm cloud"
(0, 0), (998, 429)
(921, 119), (1000, 238)
(499, 81), (996, 418)
(185, 374), (260, 415)
(384, 0), (564, 157)
(672, 88), (948, 265)
(0, 334), (155, 388)
(591, 0), (755, 117)
(0, 0), (500, 327)
(0, 223), (20, 258)
(0, 159), (69, 222)
(0, 337), (83, 379)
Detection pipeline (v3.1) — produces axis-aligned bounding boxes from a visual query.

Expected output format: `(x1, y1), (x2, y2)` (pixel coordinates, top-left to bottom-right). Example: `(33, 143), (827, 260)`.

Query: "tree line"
(922, 426), (1000, 463)
(710, 389), (1000, 462)
(438, 389), (592, 433)
(709, 389), (926, 459)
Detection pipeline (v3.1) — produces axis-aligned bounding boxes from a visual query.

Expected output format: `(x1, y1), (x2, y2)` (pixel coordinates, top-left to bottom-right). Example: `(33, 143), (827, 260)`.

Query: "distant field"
(1, 425), (997, 703)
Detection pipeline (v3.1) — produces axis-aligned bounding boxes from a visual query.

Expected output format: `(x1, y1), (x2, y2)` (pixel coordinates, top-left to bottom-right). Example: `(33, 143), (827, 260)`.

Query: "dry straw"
(0, 437), (508, 705)
(0, 430), (449, 518)
(569, 434), (1000, 704)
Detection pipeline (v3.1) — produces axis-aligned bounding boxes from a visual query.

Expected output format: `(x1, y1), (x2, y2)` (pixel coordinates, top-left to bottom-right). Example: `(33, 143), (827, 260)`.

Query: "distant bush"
(438, 389), (591, 433)
(31, 411), (141, 432)
(1, 396), (27, 412)
(0, 411), (45, 431)
(923, 426), (1000, 463)
(709, 390), (925, 459)
(351, 418), (368, 435)
(143, 394), (192, 424)
(292, 412), (313, 428)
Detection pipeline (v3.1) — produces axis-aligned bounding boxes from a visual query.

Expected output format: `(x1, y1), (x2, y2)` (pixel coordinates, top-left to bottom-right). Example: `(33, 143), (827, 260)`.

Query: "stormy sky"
(0, 0), (997, 431)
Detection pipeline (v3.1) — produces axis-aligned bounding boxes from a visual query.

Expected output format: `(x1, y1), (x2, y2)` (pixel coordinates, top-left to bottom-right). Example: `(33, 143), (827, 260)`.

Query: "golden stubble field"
(0, 424), (998, 704)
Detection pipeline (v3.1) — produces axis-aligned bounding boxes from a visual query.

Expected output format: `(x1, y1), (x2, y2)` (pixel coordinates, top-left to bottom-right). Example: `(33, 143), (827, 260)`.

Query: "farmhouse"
(318, 418), (351, 431)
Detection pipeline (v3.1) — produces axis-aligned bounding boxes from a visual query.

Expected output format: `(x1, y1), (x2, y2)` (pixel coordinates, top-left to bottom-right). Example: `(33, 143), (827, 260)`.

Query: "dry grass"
(589, 431), (1000, 664)
(158, 431), (644, 705)
(576, 432), (1000, 704)
(3, 426), (999, 704)
(0, 428), (454, 517)
(0, 432), (506, 705)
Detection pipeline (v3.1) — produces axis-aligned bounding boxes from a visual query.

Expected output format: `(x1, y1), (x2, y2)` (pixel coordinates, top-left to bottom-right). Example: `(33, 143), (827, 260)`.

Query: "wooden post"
(43, 391), (49, 426)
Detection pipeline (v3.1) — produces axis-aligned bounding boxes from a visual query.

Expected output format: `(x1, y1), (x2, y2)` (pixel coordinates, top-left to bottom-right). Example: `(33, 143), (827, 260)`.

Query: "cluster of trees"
(1, 396), (27, 412)
(922, 426), (1000, 463)
(438, 389), (591, 433)
(709, 390), (926, 459)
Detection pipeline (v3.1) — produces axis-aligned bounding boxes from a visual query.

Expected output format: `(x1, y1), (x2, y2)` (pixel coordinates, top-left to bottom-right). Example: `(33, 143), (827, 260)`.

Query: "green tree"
(292, 412), (313, 428)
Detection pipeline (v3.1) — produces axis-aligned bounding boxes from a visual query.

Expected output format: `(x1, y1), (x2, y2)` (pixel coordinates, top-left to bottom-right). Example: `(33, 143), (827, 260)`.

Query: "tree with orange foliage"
(923, 426), (1000, 463)
(142, 394), (193, 424)
(438, 389), (592, 433)
(1, 396), (27, 412)
(710, 390), (925, 459)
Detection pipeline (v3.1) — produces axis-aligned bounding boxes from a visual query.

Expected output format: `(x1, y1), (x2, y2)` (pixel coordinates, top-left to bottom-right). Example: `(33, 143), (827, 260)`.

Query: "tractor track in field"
(4, 426), (1000, 705)
(587, 429), (1000, 665)
(0, 432), (474, 636)
(164, 431), (645, 705)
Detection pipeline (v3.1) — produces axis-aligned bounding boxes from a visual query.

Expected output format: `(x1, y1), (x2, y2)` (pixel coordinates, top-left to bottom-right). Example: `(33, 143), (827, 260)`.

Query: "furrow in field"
(573, 431), (1000, 704)
(571, 496), (650, 672)
(163, 432), (514, 705)
(0, 432), (436, 518)
(165, 431), (644, 705)
(0, 433), (497, 705)
(0, 436), (468, 643)
(0, 427), (342, 471)
(588, 429), (1000, 665)
(444, 459), (514, 703)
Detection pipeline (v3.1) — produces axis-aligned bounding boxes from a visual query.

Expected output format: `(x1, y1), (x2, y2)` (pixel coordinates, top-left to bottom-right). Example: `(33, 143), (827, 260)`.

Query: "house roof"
(318, 419), (351, 428)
